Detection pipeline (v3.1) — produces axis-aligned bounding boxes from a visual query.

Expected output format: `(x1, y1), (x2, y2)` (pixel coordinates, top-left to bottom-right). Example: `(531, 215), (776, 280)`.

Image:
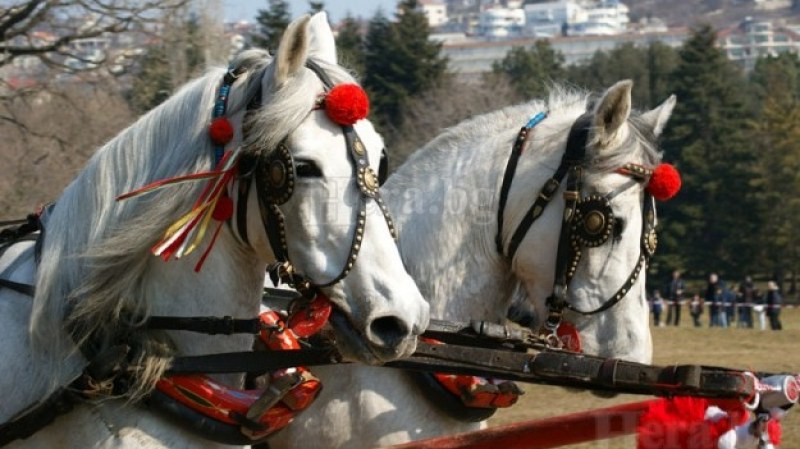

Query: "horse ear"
(274, 15), (311, 87)
(593, 80), (633, 145)
(307, 12), (337, 64)
(640, 95), (677, 137)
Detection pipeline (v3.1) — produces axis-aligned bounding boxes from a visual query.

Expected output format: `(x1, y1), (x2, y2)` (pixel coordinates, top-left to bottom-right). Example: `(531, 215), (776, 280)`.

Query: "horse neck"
(384, 125), (528, 323)
(31, 71), (265, 382)
(144, 230), (265, 347)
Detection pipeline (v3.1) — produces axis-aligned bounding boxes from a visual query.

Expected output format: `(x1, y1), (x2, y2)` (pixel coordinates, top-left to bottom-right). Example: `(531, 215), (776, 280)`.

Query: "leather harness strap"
(494, 110), (660, 340)
(0, 278), (35, 296)
(0, 213), (43, 296)
(0, 384), (81, 446)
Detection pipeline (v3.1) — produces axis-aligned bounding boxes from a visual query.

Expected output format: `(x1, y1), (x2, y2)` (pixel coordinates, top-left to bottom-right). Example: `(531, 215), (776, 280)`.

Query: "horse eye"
(296, 160), (322, 178)
(613, 218), (625, 240)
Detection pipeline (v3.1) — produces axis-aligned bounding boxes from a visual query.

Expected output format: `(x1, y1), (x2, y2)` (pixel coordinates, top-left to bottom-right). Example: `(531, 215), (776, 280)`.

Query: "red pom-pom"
(647, 163), (681, 201)
(324, 84), (369, 125)
(636, 397), (737, 449)
(212, 194), (233, 221)
(209, 117), (234, 145)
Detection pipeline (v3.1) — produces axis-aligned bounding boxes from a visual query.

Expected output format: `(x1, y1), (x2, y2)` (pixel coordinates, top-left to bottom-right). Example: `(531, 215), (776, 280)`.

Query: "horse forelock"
(586, 111), (662, 175)
(243, 58), (359, 156)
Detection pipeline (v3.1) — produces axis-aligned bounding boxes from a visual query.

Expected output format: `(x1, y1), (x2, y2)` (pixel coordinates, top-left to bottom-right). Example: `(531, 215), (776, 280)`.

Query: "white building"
(573, 1), (629, 36)
(420, 0), (449, 28)
(441, 27), (688, 75)
(478, 7), (525, 38)
(524, 0), (583, 37)
(719, 18), (800, 71)
(523, 0), (630, 38)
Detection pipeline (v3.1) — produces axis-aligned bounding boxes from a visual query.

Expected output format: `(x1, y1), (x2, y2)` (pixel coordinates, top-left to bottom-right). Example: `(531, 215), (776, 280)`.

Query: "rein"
(157, 319), (785, 409)
(495, 111), (658, 339)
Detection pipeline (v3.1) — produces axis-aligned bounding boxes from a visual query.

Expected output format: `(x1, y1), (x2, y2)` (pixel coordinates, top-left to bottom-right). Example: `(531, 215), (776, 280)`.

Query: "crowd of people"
(649, 270), (784, 330)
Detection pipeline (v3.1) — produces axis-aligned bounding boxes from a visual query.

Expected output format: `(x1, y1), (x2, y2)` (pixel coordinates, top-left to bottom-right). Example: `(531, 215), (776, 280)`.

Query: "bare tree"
(0, 1), (237, 219)
(0, 85), (134, 218)
(1, 1), (188, 70)
(387, 75), (521, 169)
(0, 1), (188, 137)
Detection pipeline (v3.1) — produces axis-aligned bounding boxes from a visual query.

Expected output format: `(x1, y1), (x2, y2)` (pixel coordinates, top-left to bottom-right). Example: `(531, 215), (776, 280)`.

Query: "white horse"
(0, 13), (428, 449)
(268, 81), (678, 448)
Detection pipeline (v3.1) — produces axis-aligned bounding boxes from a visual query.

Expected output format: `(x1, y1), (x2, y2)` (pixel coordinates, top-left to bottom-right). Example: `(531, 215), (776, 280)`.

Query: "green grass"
(490, 307), (800, 448)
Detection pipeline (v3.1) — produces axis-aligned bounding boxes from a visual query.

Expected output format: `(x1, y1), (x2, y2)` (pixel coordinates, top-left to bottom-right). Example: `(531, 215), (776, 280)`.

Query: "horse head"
(237, 14), (429, 364)
(27, 13), (428, 403)
(511, 80), (677, 364)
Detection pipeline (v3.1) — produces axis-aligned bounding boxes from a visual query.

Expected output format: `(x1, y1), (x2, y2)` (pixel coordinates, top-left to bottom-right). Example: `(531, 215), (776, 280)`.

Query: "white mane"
(28, 49), (360, 397)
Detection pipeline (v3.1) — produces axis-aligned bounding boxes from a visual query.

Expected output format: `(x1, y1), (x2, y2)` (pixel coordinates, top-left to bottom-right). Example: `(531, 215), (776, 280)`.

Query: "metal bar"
(386, 400), (656, 449)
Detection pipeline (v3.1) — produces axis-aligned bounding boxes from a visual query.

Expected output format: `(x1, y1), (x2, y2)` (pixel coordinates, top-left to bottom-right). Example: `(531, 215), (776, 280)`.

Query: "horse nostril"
(367, 316), (410, 349)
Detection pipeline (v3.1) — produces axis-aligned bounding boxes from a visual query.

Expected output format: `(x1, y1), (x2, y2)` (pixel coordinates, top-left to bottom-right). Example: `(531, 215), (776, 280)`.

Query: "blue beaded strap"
(525, 111), (547, 130)
(211, 67), (243, 165)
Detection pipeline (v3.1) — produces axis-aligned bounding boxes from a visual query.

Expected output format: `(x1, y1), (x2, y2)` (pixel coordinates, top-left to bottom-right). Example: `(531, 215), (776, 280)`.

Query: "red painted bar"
(388, 400), (658, 449)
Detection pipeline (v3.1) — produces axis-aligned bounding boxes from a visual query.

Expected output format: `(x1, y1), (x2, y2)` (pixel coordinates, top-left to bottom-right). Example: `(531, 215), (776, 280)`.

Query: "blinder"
(573, 195), (614, 248)
(255, 143), (295, 205)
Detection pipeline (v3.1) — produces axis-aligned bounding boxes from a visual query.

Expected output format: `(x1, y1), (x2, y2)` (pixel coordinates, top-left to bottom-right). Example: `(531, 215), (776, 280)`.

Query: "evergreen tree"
(363, 12), (397, 127)
(254, 0), (290, 53)
(749, 54), (800, 285)
(130, 45), (172, 113)
(491, 40), (565, 100)
(130, 15), (205, 112)
(646, 41), (680, 109)
(337, 14), (365, 75)
(363, 1), (447, 130)
(565, 42), (677, 108)
(657, 24), (758, 278)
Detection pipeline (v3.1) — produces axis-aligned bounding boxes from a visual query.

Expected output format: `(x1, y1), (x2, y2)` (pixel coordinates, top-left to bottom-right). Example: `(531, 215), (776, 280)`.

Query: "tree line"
(5, 0), (800, 293)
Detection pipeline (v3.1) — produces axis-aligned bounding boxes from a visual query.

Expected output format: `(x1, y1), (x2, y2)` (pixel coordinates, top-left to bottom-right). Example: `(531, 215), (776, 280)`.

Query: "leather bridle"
(235, 60), (396, 297)
(496, 111), (659, 341)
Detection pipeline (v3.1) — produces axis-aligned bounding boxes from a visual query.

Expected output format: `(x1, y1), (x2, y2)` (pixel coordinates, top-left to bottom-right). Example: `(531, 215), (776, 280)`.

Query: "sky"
(223, 1), (397, 23)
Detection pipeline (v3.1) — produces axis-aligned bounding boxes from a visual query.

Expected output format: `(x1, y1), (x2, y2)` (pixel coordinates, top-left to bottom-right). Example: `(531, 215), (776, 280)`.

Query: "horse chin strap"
(236, 60), (396, 298)
(496, 112), (659, 345)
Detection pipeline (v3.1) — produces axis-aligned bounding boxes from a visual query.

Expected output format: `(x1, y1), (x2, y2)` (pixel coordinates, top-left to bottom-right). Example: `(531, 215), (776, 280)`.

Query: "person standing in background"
(754, 287), (767, 331)
(665, 270), (685, 326)
(650, 289), (665, 327)
(765, 280), (783, 331)
(737, 276), (755, 328)
(689, 292), (704, 327)
(706, 273), (723, 327)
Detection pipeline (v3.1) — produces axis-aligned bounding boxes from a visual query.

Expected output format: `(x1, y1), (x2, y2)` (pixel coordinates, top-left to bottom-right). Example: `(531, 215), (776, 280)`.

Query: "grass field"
(490, 307), (800, 448)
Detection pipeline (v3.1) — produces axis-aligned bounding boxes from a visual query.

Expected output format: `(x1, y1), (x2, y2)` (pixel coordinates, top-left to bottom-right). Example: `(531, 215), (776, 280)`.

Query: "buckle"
(538, 178), (560, 201)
